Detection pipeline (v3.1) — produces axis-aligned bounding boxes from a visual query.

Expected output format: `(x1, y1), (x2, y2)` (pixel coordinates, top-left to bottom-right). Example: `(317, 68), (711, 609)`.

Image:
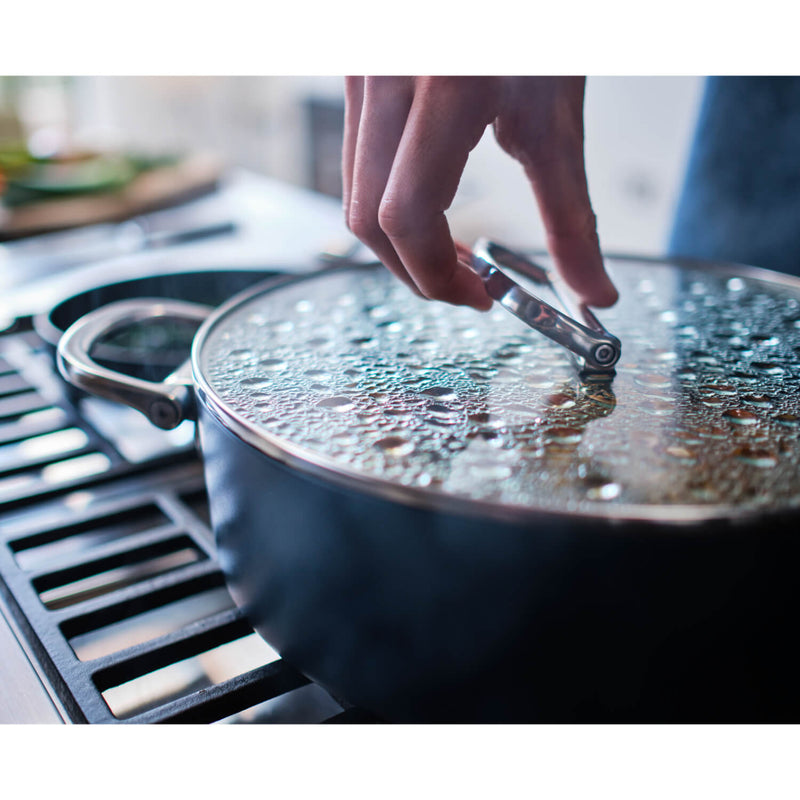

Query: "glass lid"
(195, 257), (800, 522)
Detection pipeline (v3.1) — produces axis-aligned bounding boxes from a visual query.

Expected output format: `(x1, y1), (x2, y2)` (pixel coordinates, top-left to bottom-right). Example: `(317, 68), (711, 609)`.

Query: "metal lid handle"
(471, 239), (621, 375)
(57, 299), (211, 429)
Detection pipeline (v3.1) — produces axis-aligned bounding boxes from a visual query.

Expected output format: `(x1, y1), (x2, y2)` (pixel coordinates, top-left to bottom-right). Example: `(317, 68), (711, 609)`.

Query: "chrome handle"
(57, 299), (212, 429)
(471, 238), (621, 375)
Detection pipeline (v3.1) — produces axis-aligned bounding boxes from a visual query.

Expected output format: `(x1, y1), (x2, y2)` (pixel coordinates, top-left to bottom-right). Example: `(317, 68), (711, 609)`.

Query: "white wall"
(68, 76), (704, 257)
(451, 76), (704, 256)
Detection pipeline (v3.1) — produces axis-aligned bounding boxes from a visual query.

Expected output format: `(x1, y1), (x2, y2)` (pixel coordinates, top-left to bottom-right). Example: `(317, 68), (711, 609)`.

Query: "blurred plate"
(9, 153), (136, 195)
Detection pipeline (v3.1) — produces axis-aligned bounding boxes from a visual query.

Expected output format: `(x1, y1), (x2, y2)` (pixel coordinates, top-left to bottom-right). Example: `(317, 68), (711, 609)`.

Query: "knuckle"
(377, 196), (417, 240)
(347, 205), (381, 244)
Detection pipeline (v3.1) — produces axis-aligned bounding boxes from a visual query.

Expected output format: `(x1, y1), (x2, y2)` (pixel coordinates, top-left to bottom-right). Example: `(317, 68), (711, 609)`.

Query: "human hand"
(342, 76), (618, 311)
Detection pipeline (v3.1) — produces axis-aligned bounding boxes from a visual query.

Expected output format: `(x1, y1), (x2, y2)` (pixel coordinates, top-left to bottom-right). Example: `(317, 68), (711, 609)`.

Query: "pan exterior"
(198, 402), (800, 723)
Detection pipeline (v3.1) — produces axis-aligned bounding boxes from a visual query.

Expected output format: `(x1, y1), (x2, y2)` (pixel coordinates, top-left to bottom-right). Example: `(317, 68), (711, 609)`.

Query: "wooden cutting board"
(0, 153), (224, 240)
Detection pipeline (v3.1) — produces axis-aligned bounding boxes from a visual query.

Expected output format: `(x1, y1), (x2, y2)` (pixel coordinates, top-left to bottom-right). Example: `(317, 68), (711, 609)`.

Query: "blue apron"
(668, 76), (800, 276)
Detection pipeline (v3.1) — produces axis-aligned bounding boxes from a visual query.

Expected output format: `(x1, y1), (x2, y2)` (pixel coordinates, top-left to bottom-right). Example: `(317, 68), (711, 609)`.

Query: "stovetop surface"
(0, 173), (379, 723)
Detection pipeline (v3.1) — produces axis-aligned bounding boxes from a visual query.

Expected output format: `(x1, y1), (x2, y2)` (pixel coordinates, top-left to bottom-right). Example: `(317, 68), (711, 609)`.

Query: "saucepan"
(56, 246), (800, 722)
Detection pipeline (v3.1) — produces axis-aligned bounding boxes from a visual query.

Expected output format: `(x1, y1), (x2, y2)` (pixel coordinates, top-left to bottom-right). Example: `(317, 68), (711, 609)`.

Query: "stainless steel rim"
(190, 256), (800, 527)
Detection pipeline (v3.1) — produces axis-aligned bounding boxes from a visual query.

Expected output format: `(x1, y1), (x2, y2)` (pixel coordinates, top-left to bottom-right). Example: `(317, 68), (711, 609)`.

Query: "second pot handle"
(57, 298), (212, 430)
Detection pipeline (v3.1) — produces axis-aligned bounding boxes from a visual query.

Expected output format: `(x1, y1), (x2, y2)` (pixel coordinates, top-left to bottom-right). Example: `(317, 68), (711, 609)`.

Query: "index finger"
(378, 79), (496, 310)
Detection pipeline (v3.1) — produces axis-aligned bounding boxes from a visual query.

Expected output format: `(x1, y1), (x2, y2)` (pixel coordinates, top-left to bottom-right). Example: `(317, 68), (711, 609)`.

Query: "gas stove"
(0, 173), (379, 723)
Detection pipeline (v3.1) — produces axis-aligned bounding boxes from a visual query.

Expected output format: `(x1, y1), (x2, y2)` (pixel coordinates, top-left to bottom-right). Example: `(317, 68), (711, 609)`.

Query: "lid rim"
(189, 256), (800, 527)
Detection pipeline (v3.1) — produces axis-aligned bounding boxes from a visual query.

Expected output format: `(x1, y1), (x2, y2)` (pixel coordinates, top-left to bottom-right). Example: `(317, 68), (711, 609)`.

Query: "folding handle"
(57, 299), (211, 429)
(471, 239), (621, 375)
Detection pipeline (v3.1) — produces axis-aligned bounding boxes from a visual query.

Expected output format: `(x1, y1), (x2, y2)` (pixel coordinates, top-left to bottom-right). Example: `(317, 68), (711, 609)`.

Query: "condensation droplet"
(546, 393), (575, 409)
(259, 358), (288, 371)
(546, 427), (583, 444)
(742, 394), (773, 408)
(723, 408), (759, 426)
(317, 396), (355, 412)
(420, 386), (457, 400)
(665, 445), (697, 463)
(586, 482), (621, 501)
(470, 462), (513, 480)
(374, 436), (415, 457)
(733, 446), (778, 468)
(727, 277), (746, 292)
(634, 373), (672, 389)
(751, 334), (780, 347)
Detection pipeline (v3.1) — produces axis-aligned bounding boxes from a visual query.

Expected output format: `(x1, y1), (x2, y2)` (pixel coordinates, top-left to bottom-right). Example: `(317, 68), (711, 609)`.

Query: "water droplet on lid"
(471, 462), (513, 480)
(229, 348), (254, 360)
(305, 369), (331, 380)
(665, 445), (697, 463)
(672, 430), (703, 445)
(504, 402), (536, 415)
(653, 349), (678, 361)
(733, 446), (778, 468)
(704, 383), (738, 395)
(742, 394), (773, 407)
(368, 305), (392, 319)
(689, 482), (718, 501)
(524, 374), (556, 389)
(259, 358), (287, 371)
(427, 402), (458, 416)
(420, 386), (457, 400)
(416, 472), (434, 487)
(546, 427), (583, 444)
(425, 416), (459, 427)
(752, 361), (786, 375)
(775, 413), (800, 427)
(727, 277), (746, 292)
(374, 436), (415, 456)
(697, 425), (729, 440)
(659, 310), (678, 324)
(546, 393), (575, 409)
(317, 396), (355, 412)
(635, 373), (671, 389)
(586, 482), (621, 501)
(723, 408), (759, 425)
(351, 336), (377, 348)
(240, 376), (273, 390)
(642, 399), (675, 415)
(751, 334), (780, 347)
(295, 300), (313, 313)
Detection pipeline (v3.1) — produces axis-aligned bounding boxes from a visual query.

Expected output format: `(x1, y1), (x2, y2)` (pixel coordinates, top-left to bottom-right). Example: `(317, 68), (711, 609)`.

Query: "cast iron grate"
(0, 322), (378, 724)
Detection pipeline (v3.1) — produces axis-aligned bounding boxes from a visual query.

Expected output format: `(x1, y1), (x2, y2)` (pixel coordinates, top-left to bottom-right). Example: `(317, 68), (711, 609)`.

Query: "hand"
(342, 76), (618, 311)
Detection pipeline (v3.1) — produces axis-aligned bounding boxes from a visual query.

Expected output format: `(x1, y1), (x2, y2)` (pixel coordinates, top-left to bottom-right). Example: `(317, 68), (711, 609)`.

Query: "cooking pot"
(57, 251), (800, 722)
(35, 268), (276, 382)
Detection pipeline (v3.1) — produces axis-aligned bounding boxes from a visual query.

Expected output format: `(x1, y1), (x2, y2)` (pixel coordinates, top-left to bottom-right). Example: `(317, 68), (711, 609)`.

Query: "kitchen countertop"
(0, 169), (354, 324)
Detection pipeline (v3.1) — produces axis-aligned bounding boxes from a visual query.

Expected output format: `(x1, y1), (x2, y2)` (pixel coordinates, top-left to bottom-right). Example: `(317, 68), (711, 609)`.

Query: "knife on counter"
(0, 219), (237, 291)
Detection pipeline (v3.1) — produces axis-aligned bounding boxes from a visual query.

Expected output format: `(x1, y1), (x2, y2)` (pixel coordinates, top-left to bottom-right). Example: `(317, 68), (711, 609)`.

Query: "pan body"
(198, 402), (800, 723)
